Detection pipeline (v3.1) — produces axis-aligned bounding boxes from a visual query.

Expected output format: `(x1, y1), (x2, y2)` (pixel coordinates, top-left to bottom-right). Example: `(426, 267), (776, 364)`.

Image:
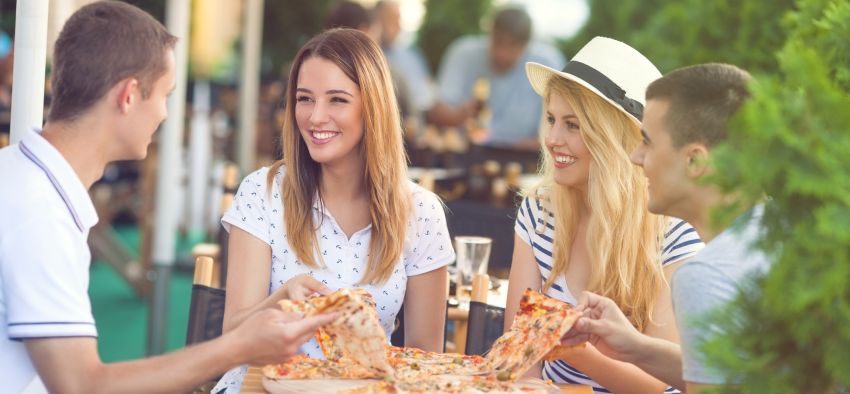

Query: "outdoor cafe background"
(1, 0), (849, 392)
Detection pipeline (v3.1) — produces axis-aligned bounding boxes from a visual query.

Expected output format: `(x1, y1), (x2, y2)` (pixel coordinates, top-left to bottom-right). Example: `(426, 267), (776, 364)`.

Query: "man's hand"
(229, 308), (338, 365)
(283, 274), (332, 301)
(561, 291), (646, 363)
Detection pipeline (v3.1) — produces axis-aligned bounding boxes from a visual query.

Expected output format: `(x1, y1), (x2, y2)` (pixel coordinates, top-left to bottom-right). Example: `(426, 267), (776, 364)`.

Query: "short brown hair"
(48, 1), (177, 122)
(493, 7), (532, 45)
(646, 63), (751, 147)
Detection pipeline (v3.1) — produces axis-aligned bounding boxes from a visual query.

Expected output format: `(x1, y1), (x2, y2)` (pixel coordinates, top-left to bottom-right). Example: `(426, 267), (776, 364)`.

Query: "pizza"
(387, 346), (486, 379)
(262, 354), (377, 380)
(338, 375), (549, 394)
(265, 288), (581, 393)
(483, 289), (581, 380)
(277, 288), (393, 375)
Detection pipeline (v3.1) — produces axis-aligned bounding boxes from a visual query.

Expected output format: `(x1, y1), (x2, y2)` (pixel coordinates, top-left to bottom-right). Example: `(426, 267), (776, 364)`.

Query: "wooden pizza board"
(262, 376), (561, 393)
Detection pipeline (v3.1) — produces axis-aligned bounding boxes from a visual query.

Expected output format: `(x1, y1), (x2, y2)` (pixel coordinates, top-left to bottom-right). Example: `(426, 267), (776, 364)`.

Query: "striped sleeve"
(514, 197), (536, 246)
(660, 218), (704, 266)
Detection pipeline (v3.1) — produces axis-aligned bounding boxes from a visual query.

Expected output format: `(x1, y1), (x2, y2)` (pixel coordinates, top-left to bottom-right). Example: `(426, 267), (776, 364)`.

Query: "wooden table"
(240, 367), (265, 393)
(240, 367), (592, 393)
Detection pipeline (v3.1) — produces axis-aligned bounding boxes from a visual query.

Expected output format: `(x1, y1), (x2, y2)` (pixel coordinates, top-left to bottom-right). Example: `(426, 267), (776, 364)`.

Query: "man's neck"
(682, 187), (747, 243)
(40, 119), (111, 190)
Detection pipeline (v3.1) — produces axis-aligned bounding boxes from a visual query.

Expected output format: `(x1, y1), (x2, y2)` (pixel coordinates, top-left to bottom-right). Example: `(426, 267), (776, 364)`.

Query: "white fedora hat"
(526, 36), (661, 125)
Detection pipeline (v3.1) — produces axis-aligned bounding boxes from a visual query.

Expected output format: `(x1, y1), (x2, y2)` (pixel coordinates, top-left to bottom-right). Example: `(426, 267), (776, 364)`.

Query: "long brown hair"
(268, 28), (410, 285)
(532, 77), (667, 331)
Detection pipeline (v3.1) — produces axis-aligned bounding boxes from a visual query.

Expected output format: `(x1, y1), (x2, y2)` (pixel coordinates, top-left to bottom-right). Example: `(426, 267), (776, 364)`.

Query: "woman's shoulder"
(661, 217), (705, 265)
(517, 193), (550, 217)
(408, 180), (441, 207)
(241, 165), (286, 187)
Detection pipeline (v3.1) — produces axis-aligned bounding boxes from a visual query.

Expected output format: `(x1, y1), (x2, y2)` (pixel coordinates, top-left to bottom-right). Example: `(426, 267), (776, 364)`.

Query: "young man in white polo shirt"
(0, 2), (336, 393)
(559, 64), (771, 392)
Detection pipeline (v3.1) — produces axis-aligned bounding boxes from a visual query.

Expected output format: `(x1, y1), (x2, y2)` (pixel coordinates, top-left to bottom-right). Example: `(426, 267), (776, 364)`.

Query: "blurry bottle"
(418, 170), (436, 192)
(402, 115), (420, 143)
(468, 78), (491, 144)
(467, 163), (488, 201)
(491, 177), (510, 207)
(504, 162), (523, 207)
(482, 160), (501, 204)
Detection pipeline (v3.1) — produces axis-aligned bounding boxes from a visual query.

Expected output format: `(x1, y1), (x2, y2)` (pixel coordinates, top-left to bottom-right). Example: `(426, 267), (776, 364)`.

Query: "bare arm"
(403, 266), (448, 352)
(557, 262), (686, 393)
(222, 228), (331, 332)
(505, 234), (543, 378)
(26, 309), (337, 394)
(221, 227), (279, 332)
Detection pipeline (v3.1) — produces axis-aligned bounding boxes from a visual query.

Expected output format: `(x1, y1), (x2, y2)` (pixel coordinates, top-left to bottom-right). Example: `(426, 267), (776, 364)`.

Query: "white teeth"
(554, 155), (576, 164)
(312, 131), (338, 140)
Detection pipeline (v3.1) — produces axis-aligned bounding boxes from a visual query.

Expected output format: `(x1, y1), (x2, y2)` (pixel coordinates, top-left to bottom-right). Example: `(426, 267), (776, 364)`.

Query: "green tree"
(631, 0), (795, 72)
(261, 0), (336, 78)
(704, 0), (850, 392)
(557, 0), (666, 59)
(563, 0), (795, 74)
(417, 0), (492, 74)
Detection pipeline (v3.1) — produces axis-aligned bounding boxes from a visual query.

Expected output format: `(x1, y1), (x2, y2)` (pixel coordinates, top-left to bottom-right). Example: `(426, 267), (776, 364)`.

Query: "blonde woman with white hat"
(505, 37), (704, 393)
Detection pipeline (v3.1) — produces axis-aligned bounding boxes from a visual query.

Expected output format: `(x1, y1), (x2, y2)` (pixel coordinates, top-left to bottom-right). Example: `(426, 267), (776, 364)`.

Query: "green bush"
(561, 0), (794, 73)
(417, 0), (492, 74)
(261, 0), (336, 77)
(704, 0), (850, 392)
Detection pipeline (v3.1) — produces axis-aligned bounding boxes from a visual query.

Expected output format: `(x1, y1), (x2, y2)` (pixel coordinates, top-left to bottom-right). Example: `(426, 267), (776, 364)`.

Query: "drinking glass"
(454, 236), (492, 289)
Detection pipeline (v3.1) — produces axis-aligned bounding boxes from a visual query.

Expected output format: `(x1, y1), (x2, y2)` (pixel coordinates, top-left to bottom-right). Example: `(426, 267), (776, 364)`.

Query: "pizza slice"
(483, 289), (581, 380)
(277, 288), (394, 376)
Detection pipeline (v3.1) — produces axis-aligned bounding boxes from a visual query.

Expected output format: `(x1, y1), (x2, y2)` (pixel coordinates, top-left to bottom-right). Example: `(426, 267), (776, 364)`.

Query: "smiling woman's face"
(295, 56), (364, 167)
(544, 91), (592, 189)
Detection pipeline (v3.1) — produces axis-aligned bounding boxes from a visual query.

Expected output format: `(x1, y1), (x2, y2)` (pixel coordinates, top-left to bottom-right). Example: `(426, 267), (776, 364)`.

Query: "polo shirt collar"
(19, 128), (98, 232)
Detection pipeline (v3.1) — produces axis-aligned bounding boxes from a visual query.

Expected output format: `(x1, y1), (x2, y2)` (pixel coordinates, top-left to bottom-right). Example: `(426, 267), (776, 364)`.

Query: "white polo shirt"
(0, 129), (98, 393)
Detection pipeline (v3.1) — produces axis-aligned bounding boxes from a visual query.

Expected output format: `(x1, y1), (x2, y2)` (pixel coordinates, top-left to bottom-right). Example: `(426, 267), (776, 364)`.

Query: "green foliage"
(557, 0), (666, 59)
(562, 0), (795, 73)
(261, 0), (336, 78)
(417, 0), (492, 74)
(702, 0), (850, 391)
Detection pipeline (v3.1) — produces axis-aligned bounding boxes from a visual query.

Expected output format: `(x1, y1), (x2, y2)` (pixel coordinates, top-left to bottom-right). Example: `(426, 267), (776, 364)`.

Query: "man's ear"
(116, 78), (139, 114)
(685, 143), (711, 178)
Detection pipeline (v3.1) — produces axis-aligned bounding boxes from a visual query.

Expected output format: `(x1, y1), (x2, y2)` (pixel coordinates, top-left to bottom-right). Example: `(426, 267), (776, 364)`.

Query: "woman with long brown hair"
(213, 29), (453, 393)
(506, 37), (704, 393)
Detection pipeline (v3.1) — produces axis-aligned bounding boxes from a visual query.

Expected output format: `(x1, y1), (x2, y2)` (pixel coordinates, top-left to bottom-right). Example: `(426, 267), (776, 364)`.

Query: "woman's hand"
(283, 274), (332, 301)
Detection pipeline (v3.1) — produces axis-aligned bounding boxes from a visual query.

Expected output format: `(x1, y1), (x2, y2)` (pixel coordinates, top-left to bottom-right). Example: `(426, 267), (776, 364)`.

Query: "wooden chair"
(448, 273), (498, 354)
(185, 256), (226, 346)
(464, 274), (505, 355)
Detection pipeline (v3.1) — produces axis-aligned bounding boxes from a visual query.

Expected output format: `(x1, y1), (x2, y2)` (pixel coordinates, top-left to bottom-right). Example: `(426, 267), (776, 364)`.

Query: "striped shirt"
(514, 196), (704, 393)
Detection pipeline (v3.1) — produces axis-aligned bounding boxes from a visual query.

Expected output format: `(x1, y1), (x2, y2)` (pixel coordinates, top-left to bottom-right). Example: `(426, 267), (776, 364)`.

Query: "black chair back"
(464, 301), (505, 355)
(185, 285), (226, 345)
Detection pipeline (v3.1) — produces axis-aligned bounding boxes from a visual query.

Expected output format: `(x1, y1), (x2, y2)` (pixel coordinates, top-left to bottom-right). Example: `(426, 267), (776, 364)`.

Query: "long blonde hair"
(268, 29), (410, 285)
(532, 77), (667, 331)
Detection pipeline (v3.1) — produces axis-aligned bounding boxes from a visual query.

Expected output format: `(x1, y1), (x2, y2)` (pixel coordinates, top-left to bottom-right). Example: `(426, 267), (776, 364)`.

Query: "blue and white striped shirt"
(514, 196), (704, 393)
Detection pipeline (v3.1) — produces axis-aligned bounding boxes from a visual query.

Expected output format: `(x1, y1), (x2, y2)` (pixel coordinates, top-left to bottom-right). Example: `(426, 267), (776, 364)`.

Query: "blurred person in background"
(325, 0), (413, 119)
(428, 7), (565, 150)
(0, 2), (335, 393)
(373, 0), (434, 117)
(213, 28), (454, 393)
(506, 37), (703, 393)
